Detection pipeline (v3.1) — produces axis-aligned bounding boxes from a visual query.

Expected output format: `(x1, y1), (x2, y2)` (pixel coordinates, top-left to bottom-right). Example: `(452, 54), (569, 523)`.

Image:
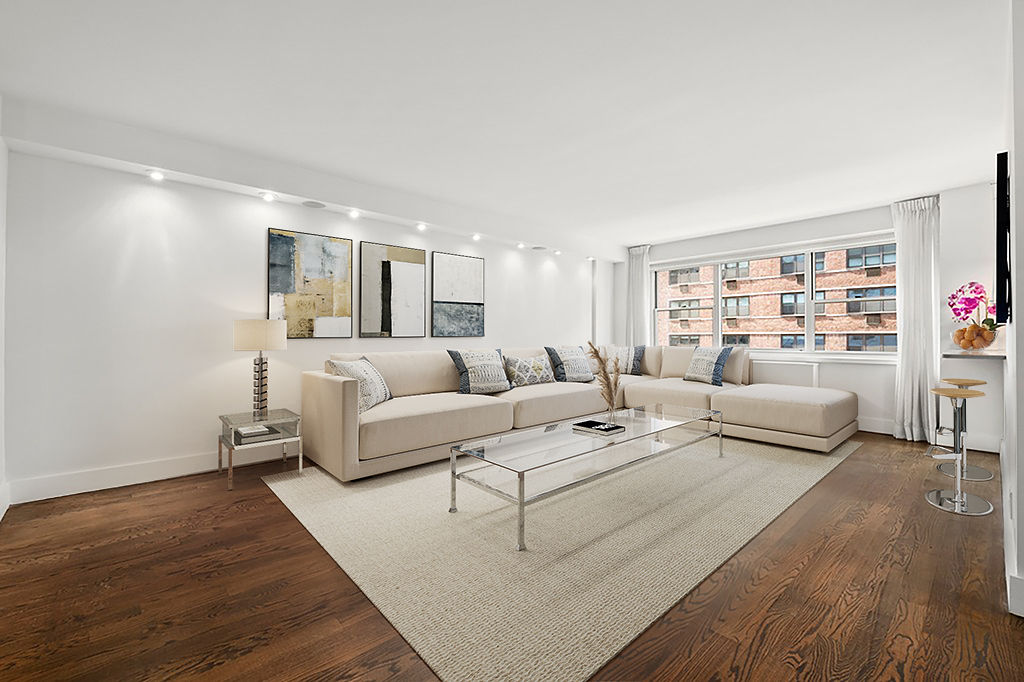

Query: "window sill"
(747, 350), (898, 365)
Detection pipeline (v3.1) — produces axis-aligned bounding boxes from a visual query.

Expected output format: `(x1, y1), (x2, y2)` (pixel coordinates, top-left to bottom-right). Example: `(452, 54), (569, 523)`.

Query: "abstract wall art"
(432, 252), (485, 337)
(360, 241), (426, 338)
(268, 228), (352, 338)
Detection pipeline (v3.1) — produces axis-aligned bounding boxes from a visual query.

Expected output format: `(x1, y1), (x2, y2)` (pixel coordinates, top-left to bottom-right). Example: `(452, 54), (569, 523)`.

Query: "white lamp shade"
(234, 319), (287, 351)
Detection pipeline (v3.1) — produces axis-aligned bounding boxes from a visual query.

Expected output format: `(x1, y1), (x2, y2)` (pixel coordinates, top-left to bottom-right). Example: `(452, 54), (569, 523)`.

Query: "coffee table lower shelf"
(448, 410), (723, 551)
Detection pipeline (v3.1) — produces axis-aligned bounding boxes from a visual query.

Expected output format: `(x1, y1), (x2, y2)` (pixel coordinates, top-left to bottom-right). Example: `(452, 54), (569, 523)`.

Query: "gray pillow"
(545, 345), (595, 382)
(447, 349), (512, 394)
(684, 346), (733, 386)
(504, 353), (556, 387)
(325, 358), (392, 413)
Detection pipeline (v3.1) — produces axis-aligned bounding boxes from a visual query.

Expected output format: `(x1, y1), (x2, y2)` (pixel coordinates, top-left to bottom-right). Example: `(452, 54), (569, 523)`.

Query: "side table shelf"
(218, 409), (302, 490)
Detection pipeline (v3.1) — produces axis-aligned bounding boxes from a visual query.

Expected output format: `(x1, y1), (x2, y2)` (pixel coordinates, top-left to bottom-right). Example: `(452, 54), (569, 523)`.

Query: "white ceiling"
(0, 0), (1011, 247)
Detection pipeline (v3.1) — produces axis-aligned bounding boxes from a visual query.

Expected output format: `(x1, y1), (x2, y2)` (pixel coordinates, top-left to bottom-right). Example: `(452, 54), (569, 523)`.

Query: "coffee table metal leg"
(448, 449), (458, 513)
(228, 447), (234, 491)
(718, 414), (724, 457)
(517, 472), (526, 551)
(218, 438), (222, 473)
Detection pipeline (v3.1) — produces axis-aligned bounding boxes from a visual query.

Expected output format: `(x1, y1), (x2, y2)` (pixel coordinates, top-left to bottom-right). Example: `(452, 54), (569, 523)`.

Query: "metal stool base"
(936, 462), (994, 482)
(925, 489), (993, 516)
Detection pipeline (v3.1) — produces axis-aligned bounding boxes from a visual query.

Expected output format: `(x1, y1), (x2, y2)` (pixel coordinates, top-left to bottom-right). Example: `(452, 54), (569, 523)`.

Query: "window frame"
(650, 232), (897, 357)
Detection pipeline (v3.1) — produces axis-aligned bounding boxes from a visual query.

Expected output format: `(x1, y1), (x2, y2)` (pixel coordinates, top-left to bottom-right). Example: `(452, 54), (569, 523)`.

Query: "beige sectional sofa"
(301, 345), (858, 483)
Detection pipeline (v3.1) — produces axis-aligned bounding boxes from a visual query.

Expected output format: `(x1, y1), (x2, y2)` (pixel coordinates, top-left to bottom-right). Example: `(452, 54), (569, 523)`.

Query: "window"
(814, 252), (825, 271)
(847, 334), (897, 352)
(668, 299), (702, 319)
(815, 334), (825, 349)
(780, 254), (804, 275)
(780, 292), (805, 315)
(846, 287), (896, 313)
(670, 334), (700, 346)
(780, 334), (805, 349)
(723, 334), (750, 345)
(722, 296), (750, 317)
(814, 290), (825, 314)
(846, 243), (896, 268)
(668, 267), (700, 285)
(721, 261), (749, 279)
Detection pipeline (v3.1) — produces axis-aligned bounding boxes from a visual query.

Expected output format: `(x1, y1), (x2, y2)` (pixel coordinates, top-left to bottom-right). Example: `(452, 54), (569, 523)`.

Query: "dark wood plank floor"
(1, 432), (1021, 680)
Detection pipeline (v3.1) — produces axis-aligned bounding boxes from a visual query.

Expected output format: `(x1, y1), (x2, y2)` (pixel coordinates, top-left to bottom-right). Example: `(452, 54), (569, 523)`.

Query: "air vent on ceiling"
(302, 200), (326, 209)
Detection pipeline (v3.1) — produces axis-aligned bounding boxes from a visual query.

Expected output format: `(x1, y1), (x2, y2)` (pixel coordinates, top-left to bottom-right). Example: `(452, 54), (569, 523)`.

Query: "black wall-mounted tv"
(996, 151), (1012, 323)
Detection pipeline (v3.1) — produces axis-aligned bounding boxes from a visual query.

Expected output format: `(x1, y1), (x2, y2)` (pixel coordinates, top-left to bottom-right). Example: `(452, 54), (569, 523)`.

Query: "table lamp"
(234, 319), (287, 420)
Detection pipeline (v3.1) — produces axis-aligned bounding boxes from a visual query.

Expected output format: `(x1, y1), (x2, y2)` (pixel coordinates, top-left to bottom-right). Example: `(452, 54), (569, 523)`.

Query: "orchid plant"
(947, 281), (1002, 331)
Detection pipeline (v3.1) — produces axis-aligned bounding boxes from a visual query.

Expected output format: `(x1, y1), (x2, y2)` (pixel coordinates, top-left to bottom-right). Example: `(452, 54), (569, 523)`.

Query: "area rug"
(264, 436), (860, 681)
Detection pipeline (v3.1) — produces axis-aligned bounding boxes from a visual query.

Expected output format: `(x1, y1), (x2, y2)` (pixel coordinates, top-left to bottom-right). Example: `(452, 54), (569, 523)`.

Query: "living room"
(1, 1), (1023, 680)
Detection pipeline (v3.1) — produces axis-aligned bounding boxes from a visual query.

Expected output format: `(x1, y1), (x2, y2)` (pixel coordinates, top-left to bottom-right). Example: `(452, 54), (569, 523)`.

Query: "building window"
(780, 292), (805, 315)
(814, 252), (825, 271)
(847, 243), (896, 268)
(813, 290), (825, 314)
(723, 334), (750, 346)
(846, 287), (896, 313)
(668, 267), (700, 285)
(721, 261), (749, 279)
(780, 334), (805, 349)
(669, 298), (702, 319)
(722, 296), (750, 317)
(815, 334), (825, 349)
(780, 254), (804, 275)
(846, 333), (898, 352)
(670, 334), (700, 346)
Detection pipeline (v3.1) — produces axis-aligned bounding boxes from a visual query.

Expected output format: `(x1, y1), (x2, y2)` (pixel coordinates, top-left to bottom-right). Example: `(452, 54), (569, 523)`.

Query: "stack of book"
(572, 419), (625, 437)
(234, 424), (281, 445)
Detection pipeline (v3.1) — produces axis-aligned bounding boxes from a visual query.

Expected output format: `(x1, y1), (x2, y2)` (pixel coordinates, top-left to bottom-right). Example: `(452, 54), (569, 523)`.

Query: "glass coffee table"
(448, 404), (722, 550)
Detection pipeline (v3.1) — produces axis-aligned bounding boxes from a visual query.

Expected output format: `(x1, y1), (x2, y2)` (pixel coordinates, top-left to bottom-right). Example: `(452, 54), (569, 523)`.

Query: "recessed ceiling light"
(517, 242), (525, 249)
(554, 250), (562, 256)
(348, 208), (361, 219)
(302, 200), (326, 209)
(586, 256), (596, 262)
(259, 191), (275, 202)
(416, 222), (427, 231)
(472, 234), (481, 241)
(147, 169), (164, 182)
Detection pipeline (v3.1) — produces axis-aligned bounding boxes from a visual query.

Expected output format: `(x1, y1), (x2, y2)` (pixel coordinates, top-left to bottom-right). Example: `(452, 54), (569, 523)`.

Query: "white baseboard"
(0, 481), (9, 522)
(8, 442), (298, 505)
(856, 416), (892, 434)
(1009, 573), (1024, 617)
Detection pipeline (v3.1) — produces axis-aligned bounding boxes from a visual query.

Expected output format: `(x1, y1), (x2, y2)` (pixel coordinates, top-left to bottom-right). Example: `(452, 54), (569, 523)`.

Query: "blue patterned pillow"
(603, 345), (645, 376)
(544, 345), (595, 382)
(683, 346), (733, 386)
(447, 349), (512, 394)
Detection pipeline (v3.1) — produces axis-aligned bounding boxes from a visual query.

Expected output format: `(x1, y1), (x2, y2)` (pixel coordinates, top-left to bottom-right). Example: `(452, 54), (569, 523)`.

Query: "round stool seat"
(930, 387), (985, 399)
(942, 377), (987, 388)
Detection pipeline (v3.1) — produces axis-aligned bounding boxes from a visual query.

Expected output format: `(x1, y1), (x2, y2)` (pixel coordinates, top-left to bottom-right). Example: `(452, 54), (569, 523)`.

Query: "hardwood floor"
(1, 432), (1022, 680)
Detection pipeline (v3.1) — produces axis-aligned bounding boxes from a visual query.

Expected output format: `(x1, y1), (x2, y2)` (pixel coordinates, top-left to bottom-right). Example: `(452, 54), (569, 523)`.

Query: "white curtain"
(892, 195), (940, 442)
(625, 244), (652, 346)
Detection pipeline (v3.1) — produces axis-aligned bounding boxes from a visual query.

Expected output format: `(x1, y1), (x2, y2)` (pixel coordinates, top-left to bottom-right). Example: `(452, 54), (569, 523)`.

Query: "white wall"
(4, 153), (608, 503)
(0, 101), (8, 521)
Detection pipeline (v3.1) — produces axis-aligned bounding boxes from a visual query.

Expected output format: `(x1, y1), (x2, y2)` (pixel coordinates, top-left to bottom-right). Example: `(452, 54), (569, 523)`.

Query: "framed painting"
(431, 252), (485, 337)
(268, 228), (352, 338)
(359, 241), (426, 338)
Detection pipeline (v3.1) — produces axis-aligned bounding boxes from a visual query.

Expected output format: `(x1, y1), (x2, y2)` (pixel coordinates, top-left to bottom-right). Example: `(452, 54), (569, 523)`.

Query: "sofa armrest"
(301, 371), (360, 482)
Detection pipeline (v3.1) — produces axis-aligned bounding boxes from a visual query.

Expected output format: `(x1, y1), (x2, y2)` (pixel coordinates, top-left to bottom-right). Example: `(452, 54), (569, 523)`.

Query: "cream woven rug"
(264, 436), (859, 681)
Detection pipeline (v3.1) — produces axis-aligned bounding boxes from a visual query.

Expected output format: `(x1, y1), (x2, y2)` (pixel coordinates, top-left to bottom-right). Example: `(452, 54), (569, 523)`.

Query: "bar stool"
(935, 378), (993, 482)
(925, 387), (993, 516)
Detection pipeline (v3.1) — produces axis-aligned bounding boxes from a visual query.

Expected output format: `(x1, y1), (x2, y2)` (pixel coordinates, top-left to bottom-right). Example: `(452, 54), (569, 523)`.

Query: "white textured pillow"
(447, 349), (512, 394)
(544, 345), (595, 382)
(683, 347), (733, 386)
(325, 358), (392, 413)
(602, 345), (645, 376)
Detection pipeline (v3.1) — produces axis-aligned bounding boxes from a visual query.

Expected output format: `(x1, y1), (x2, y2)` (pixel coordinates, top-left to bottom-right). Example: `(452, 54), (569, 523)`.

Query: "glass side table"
(218, 409), (302, 490)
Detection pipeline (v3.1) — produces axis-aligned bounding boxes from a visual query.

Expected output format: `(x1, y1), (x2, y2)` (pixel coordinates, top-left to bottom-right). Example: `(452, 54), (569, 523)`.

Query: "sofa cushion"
(640, 345), (662, 378)
(492, 382), (606, 428)
(359, 392), (513, 460)
(623, 377), (738, 411)
(331, 350), (458, 397)
(710, 384), (858, 438)
(723, 347), (748, 385)
(605, 373), (656, 408)
(660, 346), (696, 378)
(324, 358), (391, 413)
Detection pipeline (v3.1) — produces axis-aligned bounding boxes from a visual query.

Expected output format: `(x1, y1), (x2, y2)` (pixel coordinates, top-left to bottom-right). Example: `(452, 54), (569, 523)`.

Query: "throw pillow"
(447, 349), (512, 394)
(503, 353), (556, 387)
(683, 346), (733, 386)
(324, 358), (392, 413)
(544, 345), (595, 383)
(602, 345), (645, 376)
